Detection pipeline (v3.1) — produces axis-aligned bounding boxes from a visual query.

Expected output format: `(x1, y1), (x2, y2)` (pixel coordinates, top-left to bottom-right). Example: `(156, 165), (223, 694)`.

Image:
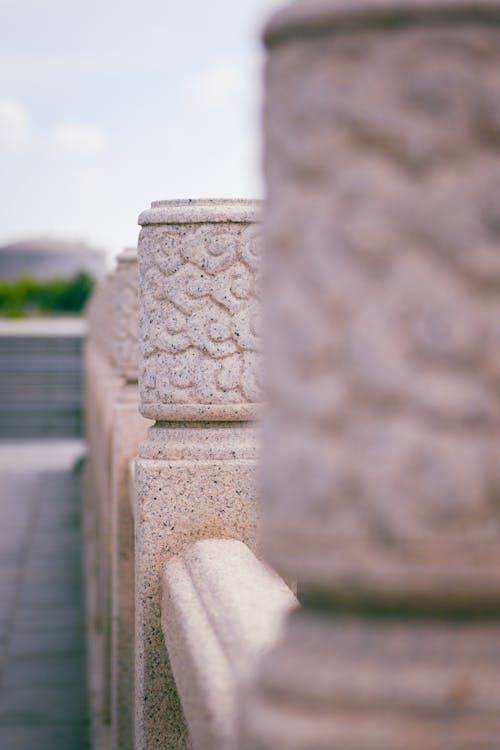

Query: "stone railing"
(162, 539), (296, 750)
(84, 248), (152, 750)
(85, 200), (297, 750)
(84, 2), (500, 749)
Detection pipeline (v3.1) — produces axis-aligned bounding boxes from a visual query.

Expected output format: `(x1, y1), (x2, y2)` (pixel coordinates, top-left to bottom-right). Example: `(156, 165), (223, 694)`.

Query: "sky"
(0, 0), (283, 263)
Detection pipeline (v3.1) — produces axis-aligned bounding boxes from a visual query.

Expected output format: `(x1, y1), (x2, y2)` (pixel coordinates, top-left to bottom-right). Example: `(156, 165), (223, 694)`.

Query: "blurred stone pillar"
(242, 2), (500, 748)
(135, 199), (262, 749)
(109, 249), (152, 750)
(84, 270), (123, 750)
(84, 249), (150, 750)
(111, 247), (141, 381)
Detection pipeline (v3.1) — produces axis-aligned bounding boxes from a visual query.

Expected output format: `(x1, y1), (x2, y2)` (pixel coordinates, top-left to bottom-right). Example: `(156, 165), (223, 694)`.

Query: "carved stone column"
(242, 3), (500, 748)
(135, 199), (262, 749)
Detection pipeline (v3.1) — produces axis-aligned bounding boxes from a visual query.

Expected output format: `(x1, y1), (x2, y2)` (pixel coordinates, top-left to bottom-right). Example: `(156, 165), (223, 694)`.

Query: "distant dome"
(0, 237), (106, 280)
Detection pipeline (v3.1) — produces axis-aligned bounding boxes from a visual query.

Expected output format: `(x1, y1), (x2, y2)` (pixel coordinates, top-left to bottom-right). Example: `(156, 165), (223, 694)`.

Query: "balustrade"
(83, 4), (500, 748)
(84, 249), (152, 750)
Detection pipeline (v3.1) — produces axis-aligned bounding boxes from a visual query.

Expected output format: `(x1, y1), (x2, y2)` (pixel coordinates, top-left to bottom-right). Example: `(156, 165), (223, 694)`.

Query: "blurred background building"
(0, 237), (106, 281)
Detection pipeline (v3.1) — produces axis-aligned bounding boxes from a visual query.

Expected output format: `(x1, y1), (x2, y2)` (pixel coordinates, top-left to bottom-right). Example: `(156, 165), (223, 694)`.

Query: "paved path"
(0, 440), (89, 750)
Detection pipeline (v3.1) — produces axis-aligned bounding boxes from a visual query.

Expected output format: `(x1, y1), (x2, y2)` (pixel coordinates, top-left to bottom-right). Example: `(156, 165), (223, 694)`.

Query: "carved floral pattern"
(113, 254), (139, 380)
(86, 252), (140, 381)
(139, 222), (262, 411)
(263, 25), (500, 591)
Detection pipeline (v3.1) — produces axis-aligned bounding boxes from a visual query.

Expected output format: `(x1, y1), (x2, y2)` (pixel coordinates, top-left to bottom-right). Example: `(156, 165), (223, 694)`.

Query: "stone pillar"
(242, 3), (500, 748)
(109, 249), (152, 750)
(85, 251), (151, 750)
(111, 248), (140, 382)
(135, 199), (263, 749)
(84, 271), (124, 750)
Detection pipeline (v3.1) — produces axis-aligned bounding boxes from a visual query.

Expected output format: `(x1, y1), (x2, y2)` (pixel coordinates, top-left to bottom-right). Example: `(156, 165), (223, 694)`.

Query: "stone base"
(83, 340), (123, 749)
(110, 384), (152, 750)
(241, 611), (500, 750)
(134, 421), (259, 750)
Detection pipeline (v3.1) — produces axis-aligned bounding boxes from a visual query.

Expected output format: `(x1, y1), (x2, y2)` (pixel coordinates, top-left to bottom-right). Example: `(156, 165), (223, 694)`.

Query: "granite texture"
(261, 9), (500, 601)
(264, 0), (500, 47)
(162, 539), (296, 750)
(138, 199), (263, 421)
(135, 424), (259, 750)
(85, 274), (120, 367)
(112, 249), (140, 382)
(241, 4), (500, 749)
(85, 248), (139, 382)
(242, 612), (500, 750)
(135, 199), (263, 750)
(110, 385), (151, 750)
(84, 256), (145, 750)
(83, 340), (122, 750)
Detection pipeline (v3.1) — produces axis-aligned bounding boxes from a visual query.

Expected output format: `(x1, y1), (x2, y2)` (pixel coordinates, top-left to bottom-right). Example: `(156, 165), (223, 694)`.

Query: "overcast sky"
(0, 0), (282, 262)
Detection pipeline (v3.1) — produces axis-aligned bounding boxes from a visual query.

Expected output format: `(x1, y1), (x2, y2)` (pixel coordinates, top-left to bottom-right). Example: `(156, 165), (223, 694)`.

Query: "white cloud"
(0, 104), (107, 159)
(0, 97), (32, 151)
(53, 121), (106, 154)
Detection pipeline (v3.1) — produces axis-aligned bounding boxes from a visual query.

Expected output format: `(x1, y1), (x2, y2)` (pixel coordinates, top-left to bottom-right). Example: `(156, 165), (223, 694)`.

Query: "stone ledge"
(162, 539), (297, 750)
(138, 199), (262, 226)
(264, 0), (500, 48)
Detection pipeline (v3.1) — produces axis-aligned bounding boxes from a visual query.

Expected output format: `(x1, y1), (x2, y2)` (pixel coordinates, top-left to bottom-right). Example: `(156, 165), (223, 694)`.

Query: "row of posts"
(85, 2), (500, 748)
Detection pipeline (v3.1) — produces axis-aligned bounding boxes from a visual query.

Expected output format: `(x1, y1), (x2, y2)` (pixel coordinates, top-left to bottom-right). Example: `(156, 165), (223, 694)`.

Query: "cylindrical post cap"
(264, 0), (500, 47)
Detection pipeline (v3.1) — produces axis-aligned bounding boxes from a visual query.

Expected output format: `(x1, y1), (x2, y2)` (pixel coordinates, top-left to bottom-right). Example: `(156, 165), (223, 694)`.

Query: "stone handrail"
(162, 539), (297, 750)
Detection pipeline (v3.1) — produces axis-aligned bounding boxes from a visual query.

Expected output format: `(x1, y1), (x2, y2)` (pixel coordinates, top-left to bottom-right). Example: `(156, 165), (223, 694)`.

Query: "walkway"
(0, 440), (89, 750)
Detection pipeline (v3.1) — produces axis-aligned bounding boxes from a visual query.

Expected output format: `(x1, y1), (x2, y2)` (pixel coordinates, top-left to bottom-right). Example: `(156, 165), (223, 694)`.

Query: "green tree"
(0, 272), (96, 318)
